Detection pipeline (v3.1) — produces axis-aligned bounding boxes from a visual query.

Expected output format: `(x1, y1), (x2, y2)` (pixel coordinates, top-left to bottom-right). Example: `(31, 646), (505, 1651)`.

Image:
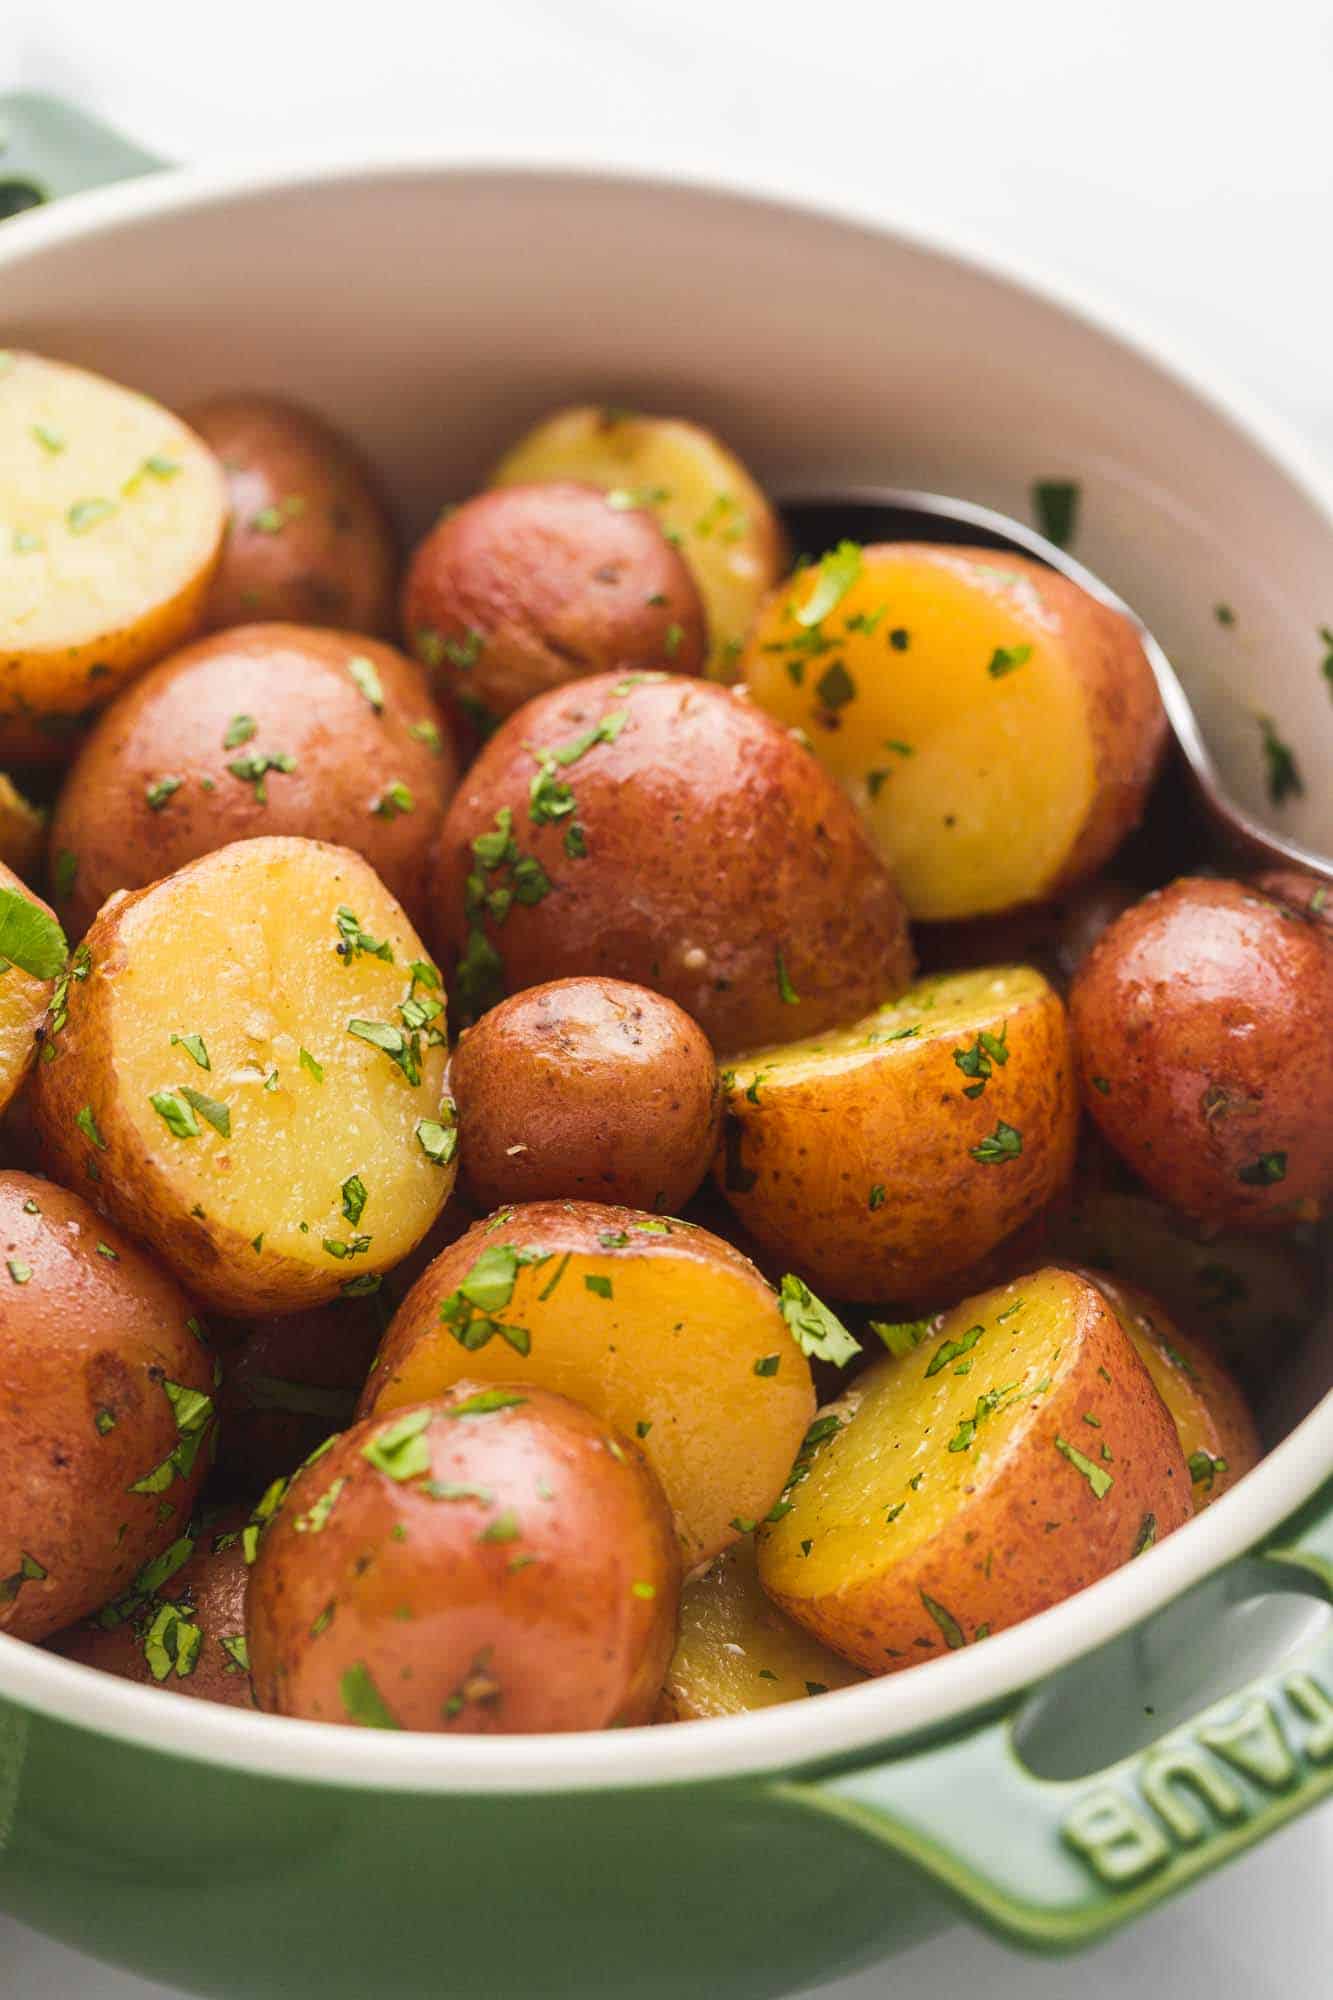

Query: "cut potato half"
(715, 964), (1077, 1300)
(742, 544), (1165, 919)
(659, 1536), (864, 1720)
(490, 405), (784, 678)
(1082, 1271), (1261, 1511)
(0, 773), (45, 879)
(0, 351), (226, 757)
(359, 1200), (815, 1565)
(32, 836), (455, 1312)
(0, 863), (64, 1121)
(757, 1268), (1191, 1670)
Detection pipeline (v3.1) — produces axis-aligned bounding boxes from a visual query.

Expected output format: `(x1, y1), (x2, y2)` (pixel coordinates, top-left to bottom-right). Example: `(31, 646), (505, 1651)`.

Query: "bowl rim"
(0, 150), (1329, 1796)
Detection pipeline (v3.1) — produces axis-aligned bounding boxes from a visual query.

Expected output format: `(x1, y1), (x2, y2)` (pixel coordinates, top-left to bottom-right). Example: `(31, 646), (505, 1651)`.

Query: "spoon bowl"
(778, 486), (1333, 887)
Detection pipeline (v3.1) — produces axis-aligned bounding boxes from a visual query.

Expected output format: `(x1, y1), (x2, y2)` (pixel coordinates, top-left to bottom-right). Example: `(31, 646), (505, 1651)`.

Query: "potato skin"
(1250, 869), (1333, 935)
(0, 775), (45, 881)
(453, 977), (720, 1212)
(432, 672), (913, 1051)
(715, 967), (1078, 1300)
(359, 1200), (815, 1566)
(247, 1386), (680, 1732)
(758, 1270), (1192, 1671)
(1069, 876), (1333, 1228)
(183, 395), (397, 637)
(47, 1503), (255, 1708)
(0, 1171), (216, 1642)
(212, 1301), (382, 1497)
(48, 624), (455, 936)
(404, 483), (706, 727)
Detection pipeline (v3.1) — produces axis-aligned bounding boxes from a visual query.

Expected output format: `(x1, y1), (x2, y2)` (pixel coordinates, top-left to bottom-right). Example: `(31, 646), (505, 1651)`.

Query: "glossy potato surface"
(432, 672), (913, 1051)
(404, 482), (705, 727)
(359, 1202), (815, 1565)
(1070, 877), (1333, 1228)
(757, 1269), (1191, 1670)
(183, 394), (396, 636)
(48, 1503), (256, 1707)
(716, 965), (1077, 1299)
(247, 1386), (680, 1732)
(491, 405), (784, 677)
(48, 624), (455, 935)
(0, 352), (227, 759)
(33, 837), (456, 1312)
(0, 1171), (216, 1641)
(453, 976), (720, 1212)
(659, 1536), (864, 1720)
(742, 545), (1166, 919)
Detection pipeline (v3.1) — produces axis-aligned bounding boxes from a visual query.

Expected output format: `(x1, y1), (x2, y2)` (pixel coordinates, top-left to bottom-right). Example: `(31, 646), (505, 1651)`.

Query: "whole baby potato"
(48, 1503), (255, 1708)
(404, 482), (706, 729)
(1069, 876), (1333, 1228)
(432, 672), (913, 1051)
(32, 836), (457, 1313)
(359, 1201), (816, 1566)
(48, 625), (455, 936)
(247, 1385), (680, 1732)
(453, 976), (720, 1212)
(182, 394), (397, 636)
(743, 544), (1166, 921)
(0, 1170), (216, 1643)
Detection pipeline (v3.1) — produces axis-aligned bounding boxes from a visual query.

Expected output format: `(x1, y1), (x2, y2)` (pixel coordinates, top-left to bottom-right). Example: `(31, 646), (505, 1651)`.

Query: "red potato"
(47, 1503), (255, 1708)
(1070, 876), (1333, 1229)
(247, 1385), (680, 1732)
(431, 672), (914, 1051)
(403, 482), (707, 729)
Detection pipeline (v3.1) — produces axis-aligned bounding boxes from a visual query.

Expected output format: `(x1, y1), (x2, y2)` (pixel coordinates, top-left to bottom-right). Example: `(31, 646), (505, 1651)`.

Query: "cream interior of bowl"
(0, 160), (1328, 1791)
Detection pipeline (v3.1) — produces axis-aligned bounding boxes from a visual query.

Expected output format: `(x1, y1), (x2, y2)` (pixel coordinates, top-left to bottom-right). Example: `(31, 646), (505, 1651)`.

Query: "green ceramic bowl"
(0, 93), (1330, 2000)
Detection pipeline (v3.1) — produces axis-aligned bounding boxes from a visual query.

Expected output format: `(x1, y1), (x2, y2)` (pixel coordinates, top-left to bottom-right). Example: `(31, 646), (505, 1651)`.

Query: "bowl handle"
(0, 93), (166, 216)
(772, 1476), (1333, 1951)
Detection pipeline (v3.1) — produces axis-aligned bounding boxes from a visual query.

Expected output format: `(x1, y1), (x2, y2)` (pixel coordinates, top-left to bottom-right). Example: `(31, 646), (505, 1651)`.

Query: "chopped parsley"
(951, 1024), (1008, 1098)
(1055, 1435), (1113, 1499)
(228, 749), (296, 803)
(920, 1592), (967, 1650)
(1257, 715), (1302, 804)
(796, 542), (863, 627)
(777, 1274), (860, 1367)
(222, 714), (257, 750)
(372, 782), (415, 820)
(0, 886), (67, 980)
(971, 1121), (1022, 1164)
(347, 654), (385, 711)
(341, 1174), (368, 1225)
(146, 775), (183, 812)
(363, 1408), (433, 1481)
(1033, 480), (1080, 549)
(169, 1032), (210, 1071)
(1238, 1151), (1286, 1186)
(775, 950), (800, 1005)
(340, 1661), (402, 1729)
(870, 1318), (933, 1358)
(988, 643), (1033, 679)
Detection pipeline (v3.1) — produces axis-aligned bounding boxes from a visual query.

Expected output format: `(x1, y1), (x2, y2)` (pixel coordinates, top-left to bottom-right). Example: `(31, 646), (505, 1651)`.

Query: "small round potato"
(48, 1503), (255, 1708)
(247, 1385), (680, 1732)
(212, 1300), (383, 1496)
(490, 405), (785, 678)
(182, 394), (397, 636)
(743, 544), (1166, 921)
(1082, 1271), (1260, 1510)
(32, 836), (457, 1313)
(403, 482), (706, 728)
(48, 624), (456, 936)
(1, 352), (228, 761)
(0, 864), (65, 1122)
(432, 672), (914, 1051)
(757, 1268), (1192, 1671)
(1069, 876), (1333, 1228)
(452, 977), (720, 1212)
(0, 1170), (216, 1643)
(359, 1201), (816, 1566)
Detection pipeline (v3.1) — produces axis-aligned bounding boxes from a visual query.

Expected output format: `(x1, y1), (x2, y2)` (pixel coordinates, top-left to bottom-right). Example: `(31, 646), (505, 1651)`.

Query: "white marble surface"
(1, 2), (1331, 1993)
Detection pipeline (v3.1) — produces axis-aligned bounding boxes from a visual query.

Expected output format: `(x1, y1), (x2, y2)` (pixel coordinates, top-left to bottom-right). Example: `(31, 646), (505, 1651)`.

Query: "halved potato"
(1082, 1271), (1261, 1510)
(658, 1536), (864, 1720)
(359, 1201), (816, 1565)
(742, 545), (1166, 919)
(32, 836), (455, 1313)
(715, 965), (1077, 1300)
(0, 774), (45, 879)
(490, 405), (784, 678)
(0, 352), (227, 758)
(757, 1268), (1191, 1671)
(0, 864), (65, 1121)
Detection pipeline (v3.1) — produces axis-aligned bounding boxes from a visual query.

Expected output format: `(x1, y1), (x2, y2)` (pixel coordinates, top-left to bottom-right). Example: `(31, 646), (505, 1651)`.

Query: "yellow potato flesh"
(109, 840), (453, 1277)
(729, 962), (1050, 1086)
(368, 1240), (814, 1565)
(0, 960), (48, 1115)
(761, 1274), (1074, 1601)
(0, 775), (44, 878)
(743, 549), (1095, 918)
(491, 406), (780, 677)
(0, 351), (224, 684)
(664, 1538), (864, 1718)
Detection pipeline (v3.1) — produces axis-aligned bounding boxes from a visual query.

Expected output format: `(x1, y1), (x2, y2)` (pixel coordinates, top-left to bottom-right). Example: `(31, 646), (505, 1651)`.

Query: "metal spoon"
(778, 487), (1333, 888)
